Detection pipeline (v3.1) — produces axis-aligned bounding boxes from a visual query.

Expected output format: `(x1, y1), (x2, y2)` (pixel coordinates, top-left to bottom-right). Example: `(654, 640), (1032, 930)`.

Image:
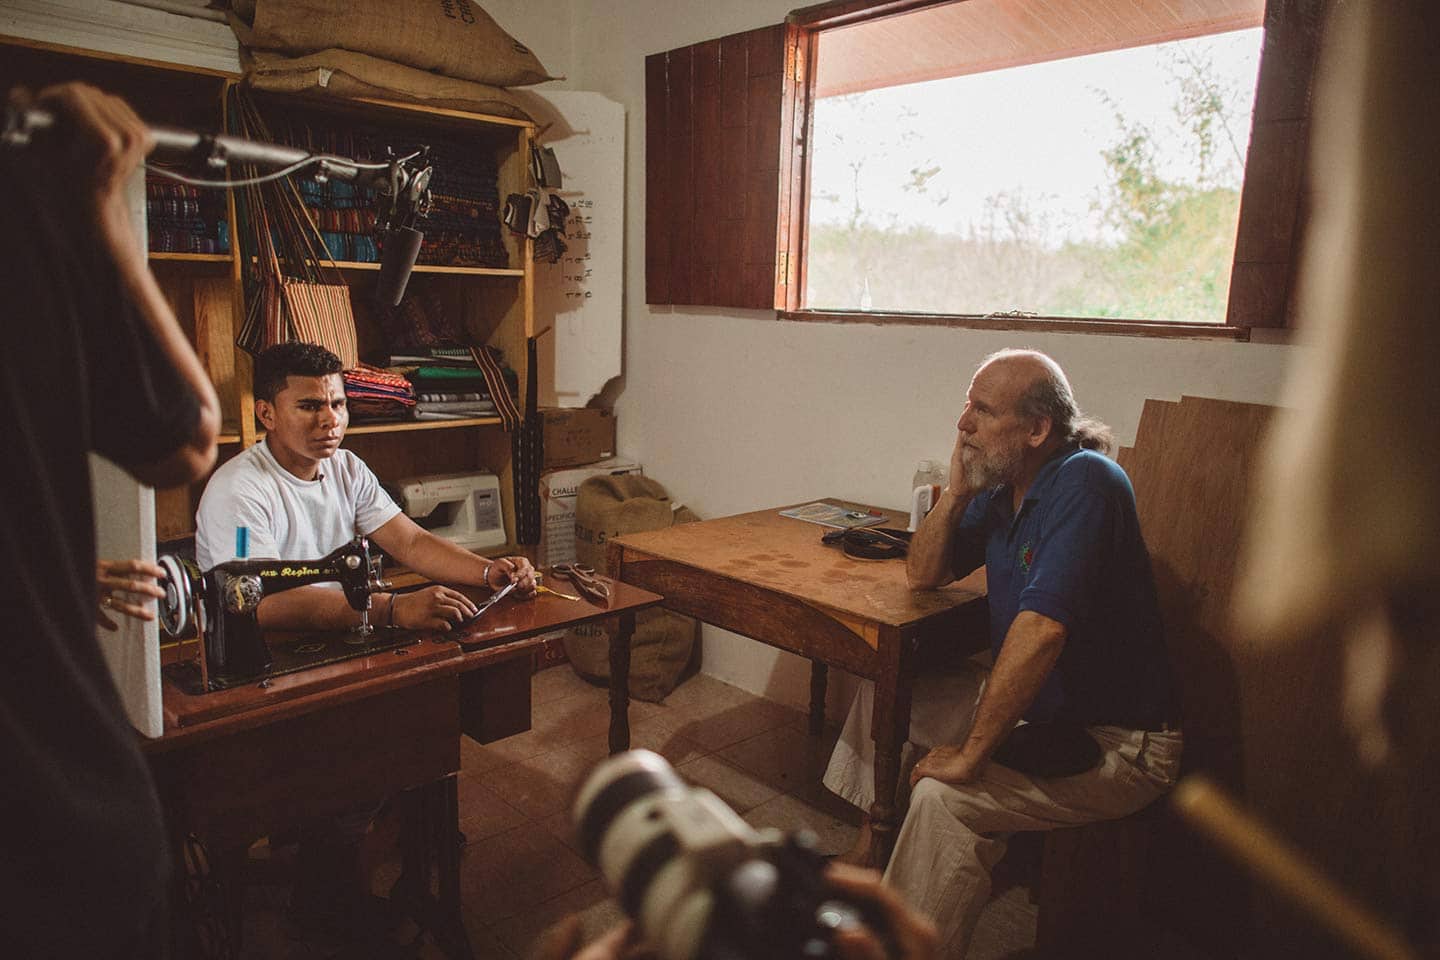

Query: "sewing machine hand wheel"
(157, 553), (201, 639)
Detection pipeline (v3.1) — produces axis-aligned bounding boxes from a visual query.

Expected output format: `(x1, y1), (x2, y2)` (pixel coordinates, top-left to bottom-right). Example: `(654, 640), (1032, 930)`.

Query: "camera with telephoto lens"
(573, 750), (895, 960)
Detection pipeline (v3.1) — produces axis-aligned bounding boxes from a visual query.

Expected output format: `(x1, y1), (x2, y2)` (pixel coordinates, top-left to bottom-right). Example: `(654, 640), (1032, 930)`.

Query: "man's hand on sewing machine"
(390, 585), (479, 631)
(485, 555), (537, 595)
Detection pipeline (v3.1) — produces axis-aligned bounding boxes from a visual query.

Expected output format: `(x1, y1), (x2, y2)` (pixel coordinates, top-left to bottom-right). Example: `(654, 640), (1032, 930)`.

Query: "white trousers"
(823, 667), (1182, 958)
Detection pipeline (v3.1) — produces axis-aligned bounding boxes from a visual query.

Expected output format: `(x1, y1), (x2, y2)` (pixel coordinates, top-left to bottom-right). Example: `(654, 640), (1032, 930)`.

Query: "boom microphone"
(375, 226), (424, 307)
(4, 104), (432, 307)
(5, 105), (335, 173)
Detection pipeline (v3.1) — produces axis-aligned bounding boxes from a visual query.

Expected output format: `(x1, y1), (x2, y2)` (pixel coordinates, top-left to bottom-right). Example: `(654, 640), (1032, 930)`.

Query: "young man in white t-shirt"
(196, 341), (535, 632)
(194, 341), (538, 937)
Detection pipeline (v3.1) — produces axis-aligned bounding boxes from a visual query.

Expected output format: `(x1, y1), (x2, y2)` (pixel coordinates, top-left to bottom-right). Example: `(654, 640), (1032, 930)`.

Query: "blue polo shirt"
(950, 444), (1173, 728)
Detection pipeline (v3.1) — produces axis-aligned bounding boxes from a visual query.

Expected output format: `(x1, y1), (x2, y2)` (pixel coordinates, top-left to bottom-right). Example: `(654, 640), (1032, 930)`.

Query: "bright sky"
(808, 28), (1265, 245)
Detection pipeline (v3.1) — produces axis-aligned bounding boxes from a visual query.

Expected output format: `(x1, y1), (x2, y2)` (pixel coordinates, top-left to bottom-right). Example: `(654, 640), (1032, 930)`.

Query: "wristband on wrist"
(481, 560), (494, 587)
(386, 593), (397, 630)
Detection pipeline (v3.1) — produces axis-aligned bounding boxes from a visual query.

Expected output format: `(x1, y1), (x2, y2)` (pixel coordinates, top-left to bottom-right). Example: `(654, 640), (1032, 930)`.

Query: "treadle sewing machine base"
(143, 576), (667, 959)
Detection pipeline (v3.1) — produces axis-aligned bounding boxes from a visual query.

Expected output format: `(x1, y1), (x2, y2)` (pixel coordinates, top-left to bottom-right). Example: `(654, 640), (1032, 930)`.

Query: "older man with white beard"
(822, 348), (1181, 957)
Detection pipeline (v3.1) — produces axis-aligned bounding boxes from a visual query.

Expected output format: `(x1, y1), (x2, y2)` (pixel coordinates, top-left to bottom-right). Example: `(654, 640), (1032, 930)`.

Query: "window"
(644, 0), (1331, 334)
(804, 9), (1264, 324)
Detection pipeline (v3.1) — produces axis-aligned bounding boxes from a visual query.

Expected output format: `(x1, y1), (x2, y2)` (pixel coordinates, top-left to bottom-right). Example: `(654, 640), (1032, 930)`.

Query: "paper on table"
(778, 502), (888, 529)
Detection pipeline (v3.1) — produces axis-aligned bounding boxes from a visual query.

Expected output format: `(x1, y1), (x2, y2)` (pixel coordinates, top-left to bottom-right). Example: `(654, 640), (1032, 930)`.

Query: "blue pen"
(235, 526), (249, 560)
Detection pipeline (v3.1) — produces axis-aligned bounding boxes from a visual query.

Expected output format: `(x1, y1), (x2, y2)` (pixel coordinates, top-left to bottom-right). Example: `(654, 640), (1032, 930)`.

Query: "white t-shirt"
(194, 439), (401, 572)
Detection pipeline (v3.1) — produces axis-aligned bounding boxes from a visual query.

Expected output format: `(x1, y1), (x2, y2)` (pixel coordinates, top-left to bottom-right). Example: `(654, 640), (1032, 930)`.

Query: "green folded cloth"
(408, 365), (483, 379)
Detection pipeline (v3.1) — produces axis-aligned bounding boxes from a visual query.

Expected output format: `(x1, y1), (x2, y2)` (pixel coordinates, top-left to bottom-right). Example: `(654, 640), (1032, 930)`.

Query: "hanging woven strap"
(469, 345), (522, 431)
(510, 334), (544, 545)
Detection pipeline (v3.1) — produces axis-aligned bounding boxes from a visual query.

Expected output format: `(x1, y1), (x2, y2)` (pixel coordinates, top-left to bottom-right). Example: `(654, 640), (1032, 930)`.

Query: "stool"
(1034, 805), (1160, 955)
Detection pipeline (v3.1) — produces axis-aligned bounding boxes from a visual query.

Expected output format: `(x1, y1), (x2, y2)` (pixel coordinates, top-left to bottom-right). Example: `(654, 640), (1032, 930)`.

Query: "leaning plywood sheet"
(1122, 395), (1273, 757)
(91, 454), (163, 738)
(1121, 395), (1428, 956)
(518, 91), (625, 409)
(90, 169), (164, 738)
(1119, 395), (1275, 954)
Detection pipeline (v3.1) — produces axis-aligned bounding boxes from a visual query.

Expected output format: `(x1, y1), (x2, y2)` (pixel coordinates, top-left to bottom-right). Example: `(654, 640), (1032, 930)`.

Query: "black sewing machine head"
(156, 537), (389, 690)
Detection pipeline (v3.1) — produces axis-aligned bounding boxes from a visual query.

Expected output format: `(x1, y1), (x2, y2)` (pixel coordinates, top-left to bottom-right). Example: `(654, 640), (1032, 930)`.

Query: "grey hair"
(982, 348), (1116, 455)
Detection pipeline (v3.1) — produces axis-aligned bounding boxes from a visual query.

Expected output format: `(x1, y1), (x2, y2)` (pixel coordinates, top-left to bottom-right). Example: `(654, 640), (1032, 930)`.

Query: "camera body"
(573, 750), (885, 960)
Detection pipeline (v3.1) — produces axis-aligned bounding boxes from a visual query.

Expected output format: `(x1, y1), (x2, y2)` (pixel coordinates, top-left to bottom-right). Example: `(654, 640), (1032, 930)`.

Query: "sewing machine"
(395, 472), (507, 552)
(156, 537), (391, 691)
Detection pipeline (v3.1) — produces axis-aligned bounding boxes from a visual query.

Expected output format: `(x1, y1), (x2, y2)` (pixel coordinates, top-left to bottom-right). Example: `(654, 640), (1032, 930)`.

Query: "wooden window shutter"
(1227, 0), (1332, 329)
(646, 23), (793, 309)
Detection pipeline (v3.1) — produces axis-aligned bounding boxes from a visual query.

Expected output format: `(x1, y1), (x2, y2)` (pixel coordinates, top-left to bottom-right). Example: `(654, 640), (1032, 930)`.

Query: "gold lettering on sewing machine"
(259, 565), (324, 578)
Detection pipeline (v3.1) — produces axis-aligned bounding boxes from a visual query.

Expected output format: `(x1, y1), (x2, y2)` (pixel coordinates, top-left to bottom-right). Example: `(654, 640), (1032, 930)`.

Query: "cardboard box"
(542, 407), (616, 468)
(538, 458), (642, 567)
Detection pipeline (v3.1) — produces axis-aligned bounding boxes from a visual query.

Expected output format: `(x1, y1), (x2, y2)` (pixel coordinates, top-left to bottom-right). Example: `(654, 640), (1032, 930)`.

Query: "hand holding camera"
(570, 750), (936, 960)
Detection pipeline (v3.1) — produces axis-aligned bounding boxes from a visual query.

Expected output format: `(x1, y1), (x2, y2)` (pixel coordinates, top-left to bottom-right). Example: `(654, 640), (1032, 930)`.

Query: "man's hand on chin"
(911, 744), (984, 787)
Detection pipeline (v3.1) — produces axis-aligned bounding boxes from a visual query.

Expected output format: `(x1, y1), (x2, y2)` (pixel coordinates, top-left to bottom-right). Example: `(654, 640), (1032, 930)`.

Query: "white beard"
(962, 442), (1023, 490)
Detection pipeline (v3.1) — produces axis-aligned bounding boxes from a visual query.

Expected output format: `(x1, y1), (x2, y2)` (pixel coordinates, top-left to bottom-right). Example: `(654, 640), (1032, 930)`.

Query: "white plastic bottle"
(908, 459), (947, 532)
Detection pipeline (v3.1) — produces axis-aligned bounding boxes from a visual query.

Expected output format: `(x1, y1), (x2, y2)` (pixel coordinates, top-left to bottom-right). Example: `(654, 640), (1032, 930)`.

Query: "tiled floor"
(241, 667), (1036, 958)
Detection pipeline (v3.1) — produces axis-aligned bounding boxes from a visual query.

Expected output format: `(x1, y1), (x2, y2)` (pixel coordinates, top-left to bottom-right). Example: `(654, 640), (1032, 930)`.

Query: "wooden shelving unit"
(149, 251), (233, 263)
(330, 261), (525, 278)
(3, 36), (537, 548)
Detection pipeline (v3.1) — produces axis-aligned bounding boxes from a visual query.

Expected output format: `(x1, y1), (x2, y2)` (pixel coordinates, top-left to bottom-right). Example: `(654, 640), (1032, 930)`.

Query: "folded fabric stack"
(411, 391), (499, 421)
(146, 175), (230, 254)
(414, 137), (507, 269)
(343, 363), (416, 422)
(386, 347), (517, 419)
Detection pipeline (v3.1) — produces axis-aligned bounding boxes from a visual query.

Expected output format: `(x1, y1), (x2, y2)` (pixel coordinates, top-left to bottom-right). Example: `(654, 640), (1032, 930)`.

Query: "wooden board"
(1111, 395), (1432, 956)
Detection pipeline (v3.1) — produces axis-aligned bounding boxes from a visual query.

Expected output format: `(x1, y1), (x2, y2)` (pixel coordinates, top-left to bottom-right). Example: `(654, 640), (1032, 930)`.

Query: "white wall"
(490, 0), (1302, 712)
(484, 0), (582, 95)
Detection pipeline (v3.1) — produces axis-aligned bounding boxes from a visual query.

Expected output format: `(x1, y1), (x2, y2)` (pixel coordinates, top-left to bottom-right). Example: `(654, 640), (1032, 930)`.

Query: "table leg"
(434, 776), (471, 960)
(869, 745), (902, 856)
(174, 834), (244, 960)
(865, 628), (915, 867)
(809, 660), (829, 734)
(394, 776), (475, 960)
(609, 611), (635, 753)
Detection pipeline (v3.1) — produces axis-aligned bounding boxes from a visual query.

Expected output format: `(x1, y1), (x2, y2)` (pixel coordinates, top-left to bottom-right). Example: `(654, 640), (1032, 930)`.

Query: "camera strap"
(821, 526), (911, 561)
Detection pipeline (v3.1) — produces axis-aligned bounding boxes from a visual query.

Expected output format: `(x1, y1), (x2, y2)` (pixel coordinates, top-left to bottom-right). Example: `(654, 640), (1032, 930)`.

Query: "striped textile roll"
(281, 279), (359, 369)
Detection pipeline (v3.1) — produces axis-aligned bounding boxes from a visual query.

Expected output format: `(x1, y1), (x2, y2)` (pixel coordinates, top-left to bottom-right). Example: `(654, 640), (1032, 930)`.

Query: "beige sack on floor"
(563, 476), (700, 702)
(243, 0), (556, 88)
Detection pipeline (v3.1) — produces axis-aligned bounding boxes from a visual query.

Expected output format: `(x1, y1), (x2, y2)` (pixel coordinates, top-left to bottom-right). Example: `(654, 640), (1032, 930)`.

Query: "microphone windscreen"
(375, 226), (424, 306)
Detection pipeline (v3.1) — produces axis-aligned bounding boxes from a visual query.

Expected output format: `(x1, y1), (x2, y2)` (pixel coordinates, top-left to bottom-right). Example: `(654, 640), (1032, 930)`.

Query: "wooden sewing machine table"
(606, 500), (985, 862)
(142, 577), (663, 958)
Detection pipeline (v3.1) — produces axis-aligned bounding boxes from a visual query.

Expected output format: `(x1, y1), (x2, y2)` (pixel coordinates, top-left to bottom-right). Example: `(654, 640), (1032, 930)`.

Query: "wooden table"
(144, 576), (663, 958)
(606, 500), (985, 858)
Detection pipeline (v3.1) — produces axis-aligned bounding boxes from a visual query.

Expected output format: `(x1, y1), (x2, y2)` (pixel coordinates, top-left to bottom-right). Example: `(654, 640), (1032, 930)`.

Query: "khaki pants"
(823, 667), (1182, 958)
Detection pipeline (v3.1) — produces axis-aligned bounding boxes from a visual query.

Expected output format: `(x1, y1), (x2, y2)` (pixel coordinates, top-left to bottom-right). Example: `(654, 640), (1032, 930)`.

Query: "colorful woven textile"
(274, 116), (508, 269)
(145, 174), (229, 253)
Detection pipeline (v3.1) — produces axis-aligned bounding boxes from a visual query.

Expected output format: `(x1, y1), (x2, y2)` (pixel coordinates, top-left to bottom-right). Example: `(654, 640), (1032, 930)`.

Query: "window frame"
(775, 0), (1327, 338)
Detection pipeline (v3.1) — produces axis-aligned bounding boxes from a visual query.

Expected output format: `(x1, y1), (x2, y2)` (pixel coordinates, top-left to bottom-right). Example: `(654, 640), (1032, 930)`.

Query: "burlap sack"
(242, 49), (532, 120)
(243, 0), (556, 88)
(563, 476), (700, 702)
